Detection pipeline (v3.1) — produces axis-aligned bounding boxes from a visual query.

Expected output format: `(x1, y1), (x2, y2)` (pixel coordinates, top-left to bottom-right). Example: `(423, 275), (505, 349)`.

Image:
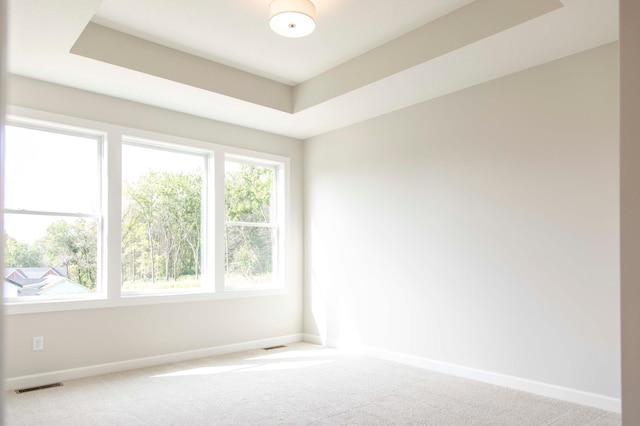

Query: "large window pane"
(121, 143), (205, 293)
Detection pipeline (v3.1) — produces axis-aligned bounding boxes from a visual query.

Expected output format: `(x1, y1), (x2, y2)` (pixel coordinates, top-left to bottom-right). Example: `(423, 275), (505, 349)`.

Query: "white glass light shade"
(269, 0), (316, 38)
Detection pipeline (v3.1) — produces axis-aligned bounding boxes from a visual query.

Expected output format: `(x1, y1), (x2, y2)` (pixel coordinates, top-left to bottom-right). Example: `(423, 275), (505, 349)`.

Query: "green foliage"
(122, 171), (202, 284)
(225, 164), (275, 280)
(4, 234), (42, 267)
(4, 219), (97, 290)
(225, 163), (273, 223)
(121, 164), (275, 286)
(39, 219), (97, 289)
(5, 163), (277, 293)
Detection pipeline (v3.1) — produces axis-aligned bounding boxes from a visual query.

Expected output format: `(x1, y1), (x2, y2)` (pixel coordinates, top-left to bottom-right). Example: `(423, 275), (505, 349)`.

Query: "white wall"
(4, 76), (304, 380)
(620, 0), (640, 423)
(304, 43), (620, 401)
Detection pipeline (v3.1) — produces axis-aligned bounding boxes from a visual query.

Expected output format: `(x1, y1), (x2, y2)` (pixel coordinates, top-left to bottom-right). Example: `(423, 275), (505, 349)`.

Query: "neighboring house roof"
(5, 277), (43, 287)
(3, 267), (89, 297)
(35, 276), (91, 296)
(5, 269), (27, 280)
(5, 275), (91, 297)
(4, 266), (68, 285)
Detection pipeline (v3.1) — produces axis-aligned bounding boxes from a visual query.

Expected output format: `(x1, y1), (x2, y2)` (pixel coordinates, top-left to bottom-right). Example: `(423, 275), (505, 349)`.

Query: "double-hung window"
(3, 122), (103, 300)
(224, 156), (283, 290)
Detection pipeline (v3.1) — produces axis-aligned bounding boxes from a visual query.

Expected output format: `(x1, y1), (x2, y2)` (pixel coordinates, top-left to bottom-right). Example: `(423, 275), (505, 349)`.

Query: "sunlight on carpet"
(5, 342), (621, 426)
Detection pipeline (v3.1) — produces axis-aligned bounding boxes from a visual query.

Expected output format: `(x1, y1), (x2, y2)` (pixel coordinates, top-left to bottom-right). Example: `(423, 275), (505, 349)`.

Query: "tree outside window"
(224, 159), (279, 289)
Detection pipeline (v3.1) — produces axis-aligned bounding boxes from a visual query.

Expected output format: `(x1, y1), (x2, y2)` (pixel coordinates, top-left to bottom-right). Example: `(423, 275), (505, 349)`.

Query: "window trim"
(3, 118), (106, 301)
(120, 139), (211, 296)
(3, 107), (291, 315)
(223, 155), (284, 291)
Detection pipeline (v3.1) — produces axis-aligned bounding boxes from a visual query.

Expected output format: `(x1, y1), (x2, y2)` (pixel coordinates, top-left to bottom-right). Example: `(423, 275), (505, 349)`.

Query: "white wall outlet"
(32, 336), (44, 351)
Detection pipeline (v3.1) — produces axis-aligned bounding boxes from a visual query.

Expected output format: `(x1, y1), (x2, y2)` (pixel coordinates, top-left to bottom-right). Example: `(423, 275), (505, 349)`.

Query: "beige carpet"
(5, 342), (620, 425)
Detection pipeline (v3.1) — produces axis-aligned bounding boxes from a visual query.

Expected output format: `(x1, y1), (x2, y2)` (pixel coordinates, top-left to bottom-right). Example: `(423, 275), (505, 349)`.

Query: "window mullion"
(277, 161), (288, 288)
(105, 130), (122, 300)
(214, 154), (226, 293)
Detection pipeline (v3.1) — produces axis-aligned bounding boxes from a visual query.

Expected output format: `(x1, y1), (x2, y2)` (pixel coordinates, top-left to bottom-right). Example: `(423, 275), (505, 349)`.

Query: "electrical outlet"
(32, 336), (44, 351)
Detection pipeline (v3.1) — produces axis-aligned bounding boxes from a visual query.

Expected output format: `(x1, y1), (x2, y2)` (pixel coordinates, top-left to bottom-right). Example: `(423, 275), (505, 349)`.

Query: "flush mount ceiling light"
(269, 0), (316, 38)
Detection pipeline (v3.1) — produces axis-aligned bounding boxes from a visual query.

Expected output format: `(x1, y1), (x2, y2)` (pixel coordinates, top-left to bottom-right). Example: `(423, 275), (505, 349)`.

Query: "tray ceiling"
(8, 0), (618, 139)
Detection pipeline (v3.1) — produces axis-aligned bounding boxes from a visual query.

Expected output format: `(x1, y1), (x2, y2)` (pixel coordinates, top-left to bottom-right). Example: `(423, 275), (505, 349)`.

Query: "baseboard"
(5, 333), (303, 391)
(7, 333), (621, 413)
(301, 333), (344, 348)
(370, 347), (621, 413)
(301, 333), (324, 345)
(303, 334), (621, 413)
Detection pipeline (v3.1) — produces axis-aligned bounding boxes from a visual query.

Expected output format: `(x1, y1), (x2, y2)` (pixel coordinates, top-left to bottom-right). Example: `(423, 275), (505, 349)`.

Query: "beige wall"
(620, 0), (640, 423)
(4, 77), (304, 379)
(304, 43), (620, 399)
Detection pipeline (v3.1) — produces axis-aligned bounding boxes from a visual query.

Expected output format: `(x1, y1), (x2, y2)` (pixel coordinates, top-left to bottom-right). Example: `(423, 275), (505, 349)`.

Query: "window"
(121, 142), (207, 294)
(2, 111), (289, 311)
(3, 123), (102, 299)
(225, 157), (282, 290)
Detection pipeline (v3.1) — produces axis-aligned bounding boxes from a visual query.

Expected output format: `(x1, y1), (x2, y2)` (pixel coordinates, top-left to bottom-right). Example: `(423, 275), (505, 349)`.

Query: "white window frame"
(3, 107), (290, 315)
(120, 137), (213, 297)
(224, 154), (286, 291)
(2, 117), (107, 303)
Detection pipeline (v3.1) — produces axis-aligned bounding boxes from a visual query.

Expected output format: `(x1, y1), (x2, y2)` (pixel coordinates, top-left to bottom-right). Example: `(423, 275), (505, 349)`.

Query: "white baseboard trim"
(302, 334), (621, 413)
(301, 333), (324, 345)
(370, 347), (621, 413)
(301, 333), (342, 348)
(5, 333), (303, 392)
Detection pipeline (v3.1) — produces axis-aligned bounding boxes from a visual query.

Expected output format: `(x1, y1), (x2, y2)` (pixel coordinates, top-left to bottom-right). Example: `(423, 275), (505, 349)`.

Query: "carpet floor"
(5, 342), (621, 425)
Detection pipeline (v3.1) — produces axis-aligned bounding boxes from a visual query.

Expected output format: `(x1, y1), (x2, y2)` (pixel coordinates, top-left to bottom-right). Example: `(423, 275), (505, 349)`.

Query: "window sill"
(3, 287), (290, 315)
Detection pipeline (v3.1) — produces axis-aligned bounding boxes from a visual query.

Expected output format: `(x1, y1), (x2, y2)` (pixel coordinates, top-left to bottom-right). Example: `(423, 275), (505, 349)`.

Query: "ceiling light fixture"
(269, 0), (316, 38)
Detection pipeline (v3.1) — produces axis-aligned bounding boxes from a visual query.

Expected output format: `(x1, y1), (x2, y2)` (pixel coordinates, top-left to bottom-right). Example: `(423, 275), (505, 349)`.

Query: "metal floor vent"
(15, 383), (63, 394)
(263, 345), (286, 350)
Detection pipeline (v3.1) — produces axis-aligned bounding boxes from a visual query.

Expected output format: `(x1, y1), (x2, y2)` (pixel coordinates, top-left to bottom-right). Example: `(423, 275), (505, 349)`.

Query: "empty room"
(2, 0), (639, 424)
